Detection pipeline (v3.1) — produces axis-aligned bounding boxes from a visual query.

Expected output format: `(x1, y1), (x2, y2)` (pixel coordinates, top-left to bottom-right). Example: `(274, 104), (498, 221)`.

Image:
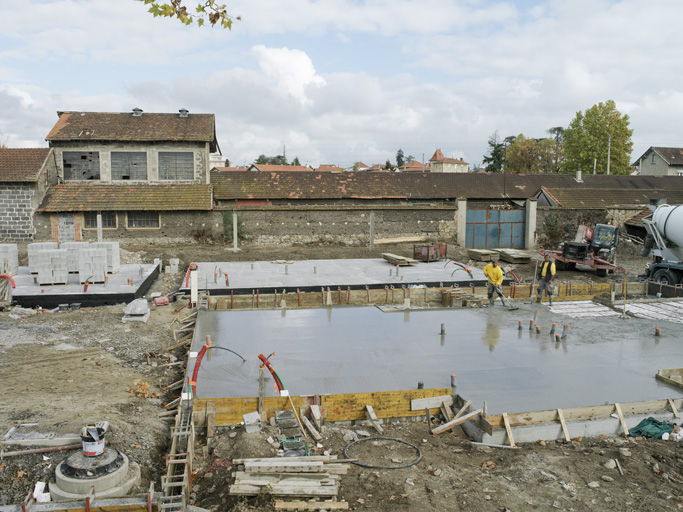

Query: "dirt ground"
(0, 240), (680, 511)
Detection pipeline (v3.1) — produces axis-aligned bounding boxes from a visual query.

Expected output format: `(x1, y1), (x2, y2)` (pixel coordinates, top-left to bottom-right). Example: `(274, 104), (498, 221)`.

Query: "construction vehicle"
(539, 224), (624, 277)
(641, 202), (683, 284)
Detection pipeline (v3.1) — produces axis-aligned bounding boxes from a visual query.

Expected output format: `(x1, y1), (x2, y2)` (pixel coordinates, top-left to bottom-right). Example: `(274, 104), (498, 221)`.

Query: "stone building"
(36, 109), (222, 243)
(0, 148), (57, 241)
(633, 147), (683, 176)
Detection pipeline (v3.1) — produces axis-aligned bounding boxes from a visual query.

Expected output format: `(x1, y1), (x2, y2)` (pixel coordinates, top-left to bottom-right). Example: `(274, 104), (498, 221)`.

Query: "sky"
(1, 0), (682, 168)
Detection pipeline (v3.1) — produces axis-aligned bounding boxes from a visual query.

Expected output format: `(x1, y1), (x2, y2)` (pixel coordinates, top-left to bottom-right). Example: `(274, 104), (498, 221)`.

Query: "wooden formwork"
(193, 388), (451, 427)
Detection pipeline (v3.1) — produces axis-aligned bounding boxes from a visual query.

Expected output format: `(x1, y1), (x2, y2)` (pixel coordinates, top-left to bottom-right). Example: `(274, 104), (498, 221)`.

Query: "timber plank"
(274, 499), (349, 510)
(556, 408), (570, 442)
(244, 461), (324, 473)
(301, 416), (323, 442)
(502, 412), (516, 447)
(668, 398), (680, 419)
(441, 403), (454, 422)
(431, 409), (482, 435)
(614, 403), (629, 436)
(310, 404), (323, 430)
(411, 395), (453, 411)
(452, 400), (471, 421)
(229, 483), (339, 497)
(365, 405), (384, 434)
(232, 456), (336, 464)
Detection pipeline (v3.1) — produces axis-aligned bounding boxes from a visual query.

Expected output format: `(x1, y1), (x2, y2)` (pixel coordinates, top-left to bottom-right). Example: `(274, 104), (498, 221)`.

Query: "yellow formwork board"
(321, 388), (451, 422)
(195, 395), (313, 426)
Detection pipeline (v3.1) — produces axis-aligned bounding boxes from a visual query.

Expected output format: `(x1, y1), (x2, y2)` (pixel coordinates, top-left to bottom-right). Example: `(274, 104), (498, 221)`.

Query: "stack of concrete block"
(78, 247), (108, 284)
(36, 249), (69, 285)
(90, 242), (120, 274)
(28, 242), (58, 274)
(170, 258), (179, 273)
(0, 244), (19, 276)
(60, 242), (90, 272)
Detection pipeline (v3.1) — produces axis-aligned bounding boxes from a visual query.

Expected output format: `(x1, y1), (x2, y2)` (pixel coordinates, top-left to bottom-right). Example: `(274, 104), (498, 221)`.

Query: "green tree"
(396, 149), (405, 168)
(139, 0), (238, 28)
(384, 160), (394, 171)
(505, 134), (558, 174)
(482, 131), (506, 172)
(291, 157), (301, 166)
(255, 154), (288, 165)
(546, 127), (564, 173)
(563, 100), (634, 175)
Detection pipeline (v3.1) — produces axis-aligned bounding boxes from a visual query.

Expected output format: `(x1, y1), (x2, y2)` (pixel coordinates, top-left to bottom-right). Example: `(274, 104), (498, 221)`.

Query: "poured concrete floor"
(189, 301), (683, 415)
(180, 259), (494, 293)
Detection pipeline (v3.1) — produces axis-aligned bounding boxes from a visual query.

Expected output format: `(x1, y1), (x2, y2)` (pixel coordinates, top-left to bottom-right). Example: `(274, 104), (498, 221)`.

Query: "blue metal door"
(465, 209), (525, 249)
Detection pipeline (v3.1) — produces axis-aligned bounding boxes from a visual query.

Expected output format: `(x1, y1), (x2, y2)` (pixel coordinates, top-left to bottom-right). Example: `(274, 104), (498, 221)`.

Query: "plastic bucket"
(81, 426), (106, 457)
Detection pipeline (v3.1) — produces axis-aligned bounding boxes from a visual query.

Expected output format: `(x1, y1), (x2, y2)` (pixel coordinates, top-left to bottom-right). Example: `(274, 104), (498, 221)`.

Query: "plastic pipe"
(0, 274), (16, 289)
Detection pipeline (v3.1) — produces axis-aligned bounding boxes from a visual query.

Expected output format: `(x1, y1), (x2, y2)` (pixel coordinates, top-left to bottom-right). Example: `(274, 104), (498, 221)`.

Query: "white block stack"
(60, 242), (90, 272)
(36, 249), (69, 285)
(0, 244), (19, 276)
(91, 242), (120, 274)
(78, 248), (108, 284)
(28, 242), (59, 274)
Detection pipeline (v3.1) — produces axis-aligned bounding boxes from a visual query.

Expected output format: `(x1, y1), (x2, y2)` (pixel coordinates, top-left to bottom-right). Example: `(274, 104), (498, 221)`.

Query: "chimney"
(179, 108), (189, 118)
(132, 107), (143, 117)
(575, 169), (583, 182)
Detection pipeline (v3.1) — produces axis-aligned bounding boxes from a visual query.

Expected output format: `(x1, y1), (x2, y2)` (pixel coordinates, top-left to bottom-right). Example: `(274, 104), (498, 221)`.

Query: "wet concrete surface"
(189, 301), (683, 415)
(179, 259), (502, 293)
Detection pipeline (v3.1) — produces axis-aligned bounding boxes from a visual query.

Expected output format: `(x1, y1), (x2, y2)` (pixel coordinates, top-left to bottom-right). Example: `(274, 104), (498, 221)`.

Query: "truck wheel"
(652, 268), (677, 285)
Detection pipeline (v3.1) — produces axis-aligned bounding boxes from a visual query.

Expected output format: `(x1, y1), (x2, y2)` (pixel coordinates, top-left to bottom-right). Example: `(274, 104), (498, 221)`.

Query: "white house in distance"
(633, 147), (683, 176)
(429, 149), (469, 173)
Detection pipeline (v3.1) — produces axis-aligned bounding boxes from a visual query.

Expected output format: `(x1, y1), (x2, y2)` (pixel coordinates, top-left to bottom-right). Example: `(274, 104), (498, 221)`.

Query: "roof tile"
(0, 148), (50, 182)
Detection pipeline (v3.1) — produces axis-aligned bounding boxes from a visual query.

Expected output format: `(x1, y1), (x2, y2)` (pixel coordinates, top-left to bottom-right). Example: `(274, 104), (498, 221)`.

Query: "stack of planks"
(382, 253), (418, 266)
(229, 456), (348, 499)
(466, 249), (499, 262)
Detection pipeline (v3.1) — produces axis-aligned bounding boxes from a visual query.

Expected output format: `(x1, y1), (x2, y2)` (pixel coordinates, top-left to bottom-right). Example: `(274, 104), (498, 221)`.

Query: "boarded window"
(127, 211), (160, 228)
(63, 152), (100, 180)
(111, 152), (147, 180)
(159, 152), (194, 180)
(83, 212), (117, 229)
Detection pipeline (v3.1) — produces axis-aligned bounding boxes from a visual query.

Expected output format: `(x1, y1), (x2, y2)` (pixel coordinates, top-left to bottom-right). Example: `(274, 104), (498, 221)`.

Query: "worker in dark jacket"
(536, 254), (556, 304)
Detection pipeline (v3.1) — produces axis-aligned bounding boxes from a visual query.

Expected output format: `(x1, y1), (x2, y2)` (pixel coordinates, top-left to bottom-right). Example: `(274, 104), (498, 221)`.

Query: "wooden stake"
(502, 412), (516, 447)
(668, 398), (680, 419)
(365, 405), (384, 434)
(432, 409), (482, 435)
(452, 400), (471, 421)
(258, 367), (266, 418)
(206, 402), (217, 439)
(614, 403), (629, 436)
(287, 394), (309, 440)
(556, 408), (570, 442)
(301, 416), (323, 442)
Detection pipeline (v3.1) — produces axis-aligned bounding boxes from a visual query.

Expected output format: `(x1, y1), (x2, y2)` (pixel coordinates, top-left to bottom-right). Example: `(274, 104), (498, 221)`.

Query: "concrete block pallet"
(27, 242), (58, 273)
(0, 243), (19, 275)
(36, 249), (69, 285)
(91, 242), (121, 274)
(78, 247), (108, 283)
(60, 241), (90, 272)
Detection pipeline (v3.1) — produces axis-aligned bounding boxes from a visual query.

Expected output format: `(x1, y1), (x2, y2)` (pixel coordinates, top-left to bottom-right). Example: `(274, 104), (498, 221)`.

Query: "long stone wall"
(0, 184), (35, 242)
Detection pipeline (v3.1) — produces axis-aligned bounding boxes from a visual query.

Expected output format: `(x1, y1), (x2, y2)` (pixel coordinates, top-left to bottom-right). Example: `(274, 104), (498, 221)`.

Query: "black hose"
(206, 346), (246, 362)
(343, 436), (422, 469)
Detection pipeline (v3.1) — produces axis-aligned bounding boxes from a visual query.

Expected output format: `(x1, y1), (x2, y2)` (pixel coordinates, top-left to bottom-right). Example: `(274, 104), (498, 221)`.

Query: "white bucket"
(81, 426), (106, 457)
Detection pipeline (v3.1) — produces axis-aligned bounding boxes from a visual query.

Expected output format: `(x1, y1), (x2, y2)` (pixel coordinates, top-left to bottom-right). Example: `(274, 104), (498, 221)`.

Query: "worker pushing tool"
(536, 253), (556, 304)
(483, 259), (511, 307)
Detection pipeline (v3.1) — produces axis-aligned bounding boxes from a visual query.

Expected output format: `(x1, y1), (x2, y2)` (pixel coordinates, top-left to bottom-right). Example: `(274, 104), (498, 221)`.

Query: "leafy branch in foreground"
(139, 0), (239, 29)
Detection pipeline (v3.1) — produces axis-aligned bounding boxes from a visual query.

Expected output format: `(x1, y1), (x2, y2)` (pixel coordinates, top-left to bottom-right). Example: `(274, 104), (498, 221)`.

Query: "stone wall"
(0, 184), (35, 242)
(34, 211), (224, 244)
(234, 207), (457, 246)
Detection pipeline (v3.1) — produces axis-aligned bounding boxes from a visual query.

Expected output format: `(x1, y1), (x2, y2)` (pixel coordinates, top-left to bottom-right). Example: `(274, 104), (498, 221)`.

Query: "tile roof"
(249, 164), (312, 172)
(542, 187), (683, 209)
(0, 148), (51, 182)
(211, 171), (683, 202)
(45, 111), (217, 151)
(429, 149), (445, 162)
(39, 184), (212, 212)
(653, 147), (683, 166)
(316, 164), (343, 172)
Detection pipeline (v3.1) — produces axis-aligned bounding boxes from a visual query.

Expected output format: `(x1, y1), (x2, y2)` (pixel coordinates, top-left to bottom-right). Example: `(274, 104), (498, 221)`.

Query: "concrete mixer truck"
(641, 203), (683, 284)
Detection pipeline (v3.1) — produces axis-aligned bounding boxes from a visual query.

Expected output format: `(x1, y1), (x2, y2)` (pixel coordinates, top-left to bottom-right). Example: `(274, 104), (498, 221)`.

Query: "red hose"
(258, 353), (284, 392)
(0, 274), (16, 288)
(190, 336), (211, 396)
(185, 263), (197, 288)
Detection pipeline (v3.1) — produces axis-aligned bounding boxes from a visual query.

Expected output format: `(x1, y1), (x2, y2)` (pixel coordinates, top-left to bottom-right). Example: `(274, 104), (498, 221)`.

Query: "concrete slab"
(188, 302), (683, 415)
(178, 259), (506, 294)
(9, 264), (159, 308)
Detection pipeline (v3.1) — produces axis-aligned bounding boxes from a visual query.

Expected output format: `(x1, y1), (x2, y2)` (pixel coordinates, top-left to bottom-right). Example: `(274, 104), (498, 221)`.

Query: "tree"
(396, 149), (405, 168)
(546, 127), (565, 173)
(139, 0), (238, 29)
(563, 100), (634, 175)
(482, 131), (506, 172)
(505, 134), (558, 174)
(291, 157), (301, 166)
(255, 154), (288, 165)
(384, 160), (394, 171)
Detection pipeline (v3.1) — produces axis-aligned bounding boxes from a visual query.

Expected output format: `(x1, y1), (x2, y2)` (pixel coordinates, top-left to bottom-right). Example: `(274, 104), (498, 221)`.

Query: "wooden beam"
(614, 403), (629, 436)
(668, 398), (680, 419)
(365, 405), (384, 434)
(502, 412), (516, 447)
(229, 483), (338, 497)
(556, 408), (570, 442)
(274, 500), (349, 510)
(206, 401), (216, 439)
(431, 409), (482, 435)
(411, 395), (453, 411)
(310, 404), (323, 430)
(244, 461), (324, 473)
(301, 416), (323, 442)
(440, 403), (454, 422)
(452, 400), (471, 421)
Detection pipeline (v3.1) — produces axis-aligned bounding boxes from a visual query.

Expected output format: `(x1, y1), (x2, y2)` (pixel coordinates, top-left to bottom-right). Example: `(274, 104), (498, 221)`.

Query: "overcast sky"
(1, 0), (682, 168)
